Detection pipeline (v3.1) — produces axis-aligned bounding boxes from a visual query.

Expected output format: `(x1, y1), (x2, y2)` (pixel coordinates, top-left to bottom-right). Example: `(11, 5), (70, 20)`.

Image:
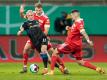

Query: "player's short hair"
(35, 3), (42, 8)
(71, 10), (80, 13)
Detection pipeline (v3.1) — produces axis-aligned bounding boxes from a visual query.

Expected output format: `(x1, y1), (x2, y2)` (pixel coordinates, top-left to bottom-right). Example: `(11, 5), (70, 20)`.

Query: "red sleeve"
(44, 17), (50, 25)
(43, 15), (50, 25)
(77, 20), (84, 31)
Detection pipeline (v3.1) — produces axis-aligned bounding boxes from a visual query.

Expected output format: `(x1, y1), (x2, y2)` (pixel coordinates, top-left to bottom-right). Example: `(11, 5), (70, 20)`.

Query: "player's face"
(71, 12), (80, 20)
(27, 12), (34, 20)
(35, 7), (43, 15)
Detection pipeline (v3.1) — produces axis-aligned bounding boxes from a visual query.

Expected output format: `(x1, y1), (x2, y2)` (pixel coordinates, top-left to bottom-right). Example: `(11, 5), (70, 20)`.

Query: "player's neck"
(75, 17), (81, 21)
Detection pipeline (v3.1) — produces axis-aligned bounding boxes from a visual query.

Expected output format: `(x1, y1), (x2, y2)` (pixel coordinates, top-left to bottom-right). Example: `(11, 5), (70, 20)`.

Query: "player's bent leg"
(46, 43), (71, 75)
(47, 47), (60, 69)
(57, 55), (69, 74)
(20, 41), (33, 73)
(46, 48), (69, 75)
(47, 47), (69, 74)
(74, 48), (106, 74)
(76, 59), (105, 74)
(48, 48), (69, 74)
(76, 59), (96, 70)
(47, 42), (63, 69)
(45, 48), (59, 75)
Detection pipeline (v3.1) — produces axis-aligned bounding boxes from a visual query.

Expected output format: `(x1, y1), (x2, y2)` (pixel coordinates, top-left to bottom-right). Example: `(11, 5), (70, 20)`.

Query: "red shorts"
(57, 43), (82, 60)
(26, 39), (52, 50)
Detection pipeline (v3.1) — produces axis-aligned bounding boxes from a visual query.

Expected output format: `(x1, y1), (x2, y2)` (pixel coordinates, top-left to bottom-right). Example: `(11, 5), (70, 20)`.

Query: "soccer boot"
(20, 67), (27, 73)
(59, 66), (64, 73)
(59, 66), (69, 74)
(44, 70), (54, 75)
(42, 68), (48, 75)
(63, 68), (70, 74)
(96, 67), (106, 74)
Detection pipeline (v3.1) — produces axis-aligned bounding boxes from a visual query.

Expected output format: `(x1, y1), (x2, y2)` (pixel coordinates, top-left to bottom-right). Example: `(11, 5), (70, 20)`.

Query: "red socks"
(57, 56), (65, 69)
(23, 53), (28, 67)
(51, 56), (57, 70)
(51, 55), (65, 70)
(83, 61), (96, 70)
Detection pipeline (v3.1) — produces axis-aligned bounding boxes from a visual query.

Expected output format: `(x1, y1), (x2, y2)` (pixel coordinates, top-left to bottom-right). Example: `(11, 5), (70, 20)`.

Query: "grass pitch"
(0, 62), (107, 80)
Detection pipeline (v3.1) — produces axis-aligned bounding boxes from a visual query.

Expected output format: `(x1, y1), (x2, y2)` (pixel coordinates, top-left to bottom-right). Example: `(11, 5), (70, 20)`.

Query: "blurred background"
(0, 0), (107, 62)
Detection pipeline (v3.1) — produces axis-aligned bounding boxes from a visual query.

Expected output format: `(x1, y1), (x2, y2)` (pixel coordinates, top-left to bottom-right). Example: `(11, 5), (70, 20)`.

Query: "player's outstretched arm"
(17, 26), (24, 36)
(19, 4), (26, 18)
(80, 29), (93, 46)
(44, 19), (50, 36)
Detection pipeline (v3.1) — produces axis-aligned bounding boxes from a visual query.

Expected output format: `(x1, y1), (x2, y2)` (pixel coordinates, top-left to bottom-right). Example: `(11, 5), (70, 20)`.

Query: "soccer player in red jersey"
(19, 3), (68, 74)
(46, 10), (105, 75)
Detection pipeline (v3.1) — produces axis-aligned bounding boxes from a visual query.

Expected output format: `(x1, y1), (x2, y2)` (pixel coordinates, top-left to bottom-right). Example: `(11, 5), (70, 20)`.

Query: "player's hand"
(66, 26), (70, 30)
(17, 31), (22, 36)
(44, 31), (48, 36)
(20, 4), (25, 13)
(87, 40), (93, 47)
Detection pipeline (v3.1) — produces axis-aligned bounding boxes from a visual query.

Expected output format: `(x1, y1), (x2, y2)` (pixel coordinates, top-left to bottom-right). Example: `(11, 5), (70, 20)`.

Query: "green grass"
(0, 62), (107, 80)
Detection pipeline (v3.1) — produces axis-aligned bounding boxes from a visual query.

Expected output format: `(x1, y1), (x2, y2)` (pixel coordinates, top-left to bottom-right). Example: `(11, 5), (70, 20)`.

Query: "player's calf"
(20, 43), (33, 73)
(76, 60), (97, 70)
(76, 59), (106, 74)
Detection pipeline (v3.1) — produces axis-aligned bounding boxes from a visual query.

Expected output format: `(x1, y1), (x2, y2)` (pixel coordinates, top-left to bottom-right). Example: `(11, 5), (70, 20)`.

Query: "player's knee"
(41, 45), (47, 53)
(52, 48), (59, 56)
(23, 48), (30, 54)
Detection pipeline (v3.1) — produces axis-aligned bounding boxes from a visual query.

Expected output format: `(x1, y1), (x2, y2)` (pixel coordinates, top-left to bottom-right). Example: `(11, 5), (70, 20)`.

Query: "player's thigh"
(41, 45), (48, 52)
(57, 43), (73, 54)
(23, 40), (33, 53)
(41, 37), (48, 52)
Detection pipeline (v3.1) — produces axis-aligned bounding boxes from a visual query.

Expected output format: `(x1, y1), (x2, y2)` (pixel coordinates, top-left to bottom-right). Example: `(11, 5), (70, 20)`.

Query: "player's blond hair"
(26, 10), (33, 15)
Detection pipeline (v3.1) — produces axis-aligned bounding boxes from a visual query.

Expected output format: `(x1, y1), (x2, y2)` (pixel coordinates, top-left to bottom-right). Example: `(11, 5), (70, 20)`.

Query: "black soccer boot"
(63, 68), (70, 74)
(20, 67), (27, 73)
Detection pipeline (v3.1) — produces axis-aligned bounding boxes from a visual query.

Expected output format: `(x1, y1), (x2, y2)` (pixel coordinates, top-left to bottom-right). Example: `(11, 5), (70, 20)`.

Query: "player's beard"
(37, 13), (41, 16)
(37, 12), (42, 16)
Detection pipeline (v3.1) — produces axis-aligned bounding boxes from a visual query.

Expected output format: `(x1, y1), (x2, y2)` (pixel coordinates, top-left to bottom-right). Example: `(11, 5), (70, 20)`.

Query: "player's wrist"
(87, 39), (90, 43)
(19, 30), (23, 33)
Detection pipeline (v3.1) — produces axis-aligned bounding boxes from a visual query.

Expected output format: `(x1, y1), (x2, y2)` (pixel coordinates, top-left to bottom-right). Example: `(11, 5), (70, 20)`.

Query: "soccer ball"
(29, 64), (39, 73)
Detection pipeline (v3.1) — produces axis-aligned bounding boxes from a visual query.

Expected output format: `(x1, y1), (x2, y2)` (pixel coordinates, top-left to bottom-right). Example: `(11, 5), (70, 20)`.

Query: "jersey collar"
(33, 11), (44, 17)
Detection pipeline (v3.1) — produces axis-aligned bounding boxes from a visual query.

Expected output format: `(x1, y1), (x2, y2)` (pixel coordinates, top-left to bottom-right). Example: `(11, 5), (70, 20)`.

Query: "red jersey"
(33, 12), (50, 32)
(66, 18), (84, 46)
